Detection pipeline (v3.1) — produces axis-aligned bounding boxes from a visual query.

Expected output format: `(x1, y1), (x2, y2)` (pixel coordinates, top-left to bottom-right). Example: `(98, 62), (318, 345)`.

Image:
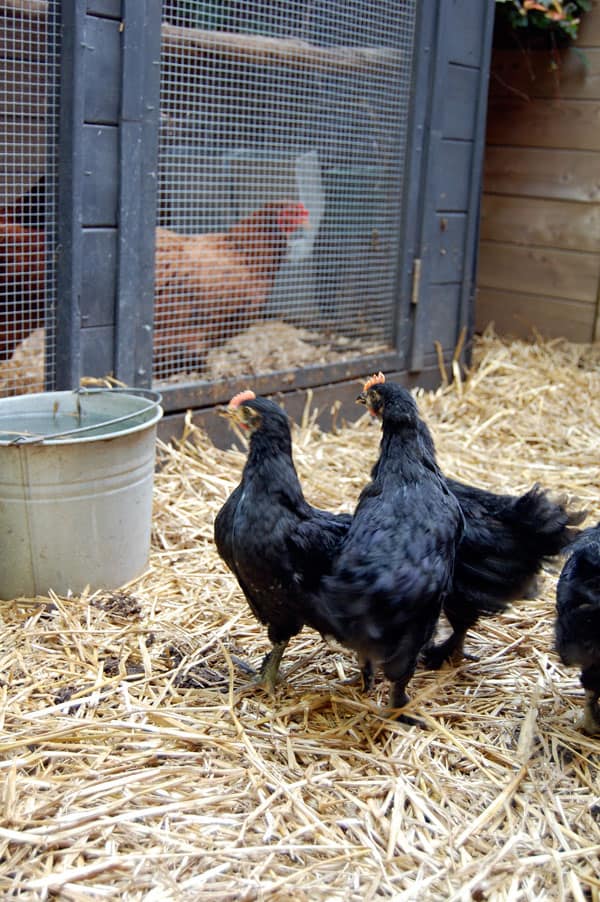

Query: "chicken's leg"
(341, 655), (375, 691)
(423, 629), (467, 669)
(254, 640), (289, 693)
(359, 655), (374, 692)
(580, 689), (600, 735)
(578, 667), (600, 735)
(384, 682), (424, 727)
(422, 609), (479, 669)
(382, 657), (424, 727)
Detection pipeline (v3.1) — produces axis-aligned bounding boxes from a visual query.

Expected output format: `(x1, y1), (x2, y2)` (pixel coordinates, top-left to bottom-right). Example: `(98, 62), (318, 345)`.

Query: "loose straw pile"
(0, 328), (599, 900)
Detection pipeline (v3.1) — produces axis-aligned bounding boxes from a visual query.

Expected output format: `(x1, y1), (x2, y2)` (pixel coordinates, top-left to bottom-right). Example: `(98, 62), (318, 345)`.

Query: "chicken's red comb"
(362, 372), (385, 393)
(228, 389), (256, 409)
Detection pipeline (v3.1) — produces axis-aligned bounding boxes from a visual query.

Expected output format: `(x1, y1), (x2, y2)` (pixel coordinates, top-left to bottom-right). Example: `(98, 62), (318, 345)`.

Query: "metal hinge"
(411, 257), (422, 306)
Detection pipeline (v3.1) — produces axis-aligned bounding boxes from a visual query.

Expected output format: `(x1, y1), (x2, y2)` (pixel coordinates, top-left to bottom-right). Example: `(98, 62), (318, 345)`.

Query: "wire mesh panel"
(156, 0), (417, 385)
(0, 1), (58, 397)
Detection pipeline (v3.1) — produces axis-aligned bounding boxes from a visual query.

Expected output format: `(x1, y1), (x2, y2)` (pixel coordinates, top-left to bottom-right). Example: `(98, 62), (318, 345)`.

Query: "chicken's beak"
(217, 405), (234, 420)
(356, 392), (367, 405)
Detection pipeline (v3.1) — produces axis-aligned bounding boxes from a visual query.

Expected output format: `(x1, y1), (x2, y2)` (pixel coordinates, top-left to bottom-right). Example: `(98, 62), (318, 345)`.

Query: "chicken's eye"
(240, 407), (261, 430)
(368, 391), (382, 411)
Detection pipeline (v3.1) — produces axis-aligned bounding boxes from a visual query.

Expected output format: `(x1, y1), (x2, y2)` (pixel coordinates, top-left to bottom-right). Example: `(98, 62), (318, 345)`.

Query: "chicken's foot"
(422, 629), (478, 670)
(580, 689), (600, 735)
(379, 676), (425, 728)
(253, 640), (289, 694)
(342, 656), (375, 692)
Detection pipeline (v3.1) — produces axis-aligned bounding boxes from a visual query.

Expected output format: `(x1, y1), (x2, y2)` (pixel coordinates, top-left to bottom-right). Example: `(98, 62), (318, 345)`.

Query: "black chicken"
(416, 420), (586, 668)
(214, 390), (351, 691)
(555, 522), (600, 735)
(318, 373), (464, 719)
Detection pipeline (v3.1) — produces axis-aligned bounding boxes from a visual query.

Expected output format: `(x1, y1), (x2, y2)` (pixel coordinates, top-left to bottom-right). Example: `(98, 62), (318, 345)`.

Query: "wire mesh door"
(0, 1), (59, 397)
(156, 0), (417, 387)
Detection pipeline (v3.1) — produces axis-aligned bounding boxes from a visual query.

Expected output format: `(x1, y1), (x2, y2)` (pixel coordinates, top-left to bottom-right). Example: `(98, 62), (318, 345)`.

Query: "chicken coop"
(0, 0), (494, 440)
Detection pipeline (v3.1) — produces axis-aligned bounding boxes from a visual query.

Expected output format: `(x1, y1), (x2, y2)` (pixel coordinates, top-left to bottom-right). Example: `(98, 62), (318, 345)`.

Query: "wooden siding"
(477, 2), (600, 342)
(406, 0), (495, 373)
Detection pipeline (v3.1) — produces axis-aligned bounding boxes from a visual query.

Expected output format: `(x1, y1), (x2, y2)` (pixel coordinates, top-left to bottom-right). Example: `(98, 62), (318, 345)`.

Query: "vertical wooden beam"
(116, 0), (161, 388)
(55, 0), (161, 388)
(406, 0), (444, 373)
(408, 0), (495, 373)
(456, 0), (495, 359)
(392, 0), (438, 368)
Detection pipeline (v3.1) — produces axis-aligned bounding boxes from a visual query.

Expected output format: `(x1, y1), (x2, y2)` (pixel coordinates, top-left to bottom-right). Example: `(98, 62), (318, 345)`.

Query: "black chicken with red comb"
(214, 391), (351, 691)
(318, 373), (465, 720)
(361, 381), (584, 668)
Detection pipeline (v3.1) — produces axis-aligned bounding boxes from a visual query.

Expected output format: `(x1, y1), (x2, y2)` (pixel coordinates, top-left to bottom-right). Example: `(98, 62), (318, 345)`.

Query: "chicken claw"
(342, 657), (375, 692)
(379, 699), (426, 728)
(379, 681), (426, 728)
(580, 690), (600, 736)
(422, 631), (479, 669)
(251, 640), (289, 694)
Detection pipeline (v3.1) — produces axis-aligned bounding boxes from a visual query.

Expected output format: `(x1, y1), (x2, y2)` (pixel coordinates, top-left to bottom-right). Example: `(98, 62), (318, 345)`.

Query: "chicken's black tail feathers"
(514, 485), (586, 560)
(448, 486), (587, 621)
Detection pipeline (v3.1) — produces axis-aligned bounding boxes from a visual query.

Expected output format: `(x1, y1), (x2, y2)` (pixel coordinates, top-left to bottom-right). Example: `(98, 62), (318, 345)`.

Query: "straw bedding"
(0, 329), (599, 900)
(0, 322), (387, 393)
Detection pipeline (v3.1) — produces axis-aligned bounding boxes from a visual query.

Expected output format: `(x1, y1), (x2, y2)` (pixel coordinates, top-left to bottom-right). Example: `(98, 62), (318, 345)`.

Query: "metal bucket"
(0, 388), (163, 600)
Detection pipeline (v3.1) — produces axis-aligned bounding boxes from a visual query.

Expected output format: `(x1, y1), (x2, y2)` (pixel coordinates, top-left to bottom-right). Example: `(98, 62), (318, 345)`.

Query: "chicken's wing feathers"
(286, 509), (351, 591)
(213, 484), (243, 574)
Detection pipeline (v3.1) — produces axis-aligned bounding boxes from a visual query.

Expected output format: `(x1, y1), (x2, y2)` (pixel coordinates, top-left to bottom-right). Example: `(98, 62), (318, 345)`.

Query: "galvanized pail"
(0, 388), (163, 599)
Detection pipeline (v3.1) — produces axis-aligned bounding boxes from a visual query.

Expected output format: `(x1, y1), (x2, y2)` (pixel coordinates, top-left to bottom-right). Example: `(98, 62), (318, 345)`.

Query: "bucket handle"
(9, 388), (163, 446)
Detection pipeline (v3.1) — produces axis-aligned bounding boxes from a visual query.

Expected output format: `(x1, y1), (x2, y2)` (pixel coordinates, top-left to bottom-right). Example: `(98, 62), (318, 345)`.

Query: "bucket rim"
(0, 388), (163, 446)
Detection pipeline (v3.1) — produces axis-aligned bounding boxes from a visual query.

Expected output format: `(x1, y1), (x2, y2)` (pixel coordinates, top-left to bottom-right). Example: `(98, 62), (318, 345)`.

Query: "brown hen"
(153, 200), (309, 378)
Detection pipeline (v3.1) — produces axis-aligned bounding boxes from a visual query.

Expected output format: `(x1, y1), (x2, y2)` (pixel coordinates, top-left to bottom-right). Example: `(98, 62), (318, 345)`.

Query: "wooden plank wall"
(476, 3), (600, 343)
(407, 0), (494, 373)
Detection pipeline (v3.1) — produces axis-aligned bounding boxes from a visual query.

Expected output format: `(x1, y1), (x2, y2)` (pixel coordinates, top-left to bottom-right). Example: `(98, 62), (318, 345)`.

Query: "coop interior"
(1, 0), (417, 398)
(155, 1), (416, 387)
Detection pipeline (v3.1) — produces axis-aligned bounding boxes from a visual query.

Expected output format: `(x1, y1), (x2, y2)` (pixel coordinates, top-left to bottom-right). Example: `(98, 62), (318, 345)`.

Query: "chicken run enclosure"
(0, 0), (494, 436)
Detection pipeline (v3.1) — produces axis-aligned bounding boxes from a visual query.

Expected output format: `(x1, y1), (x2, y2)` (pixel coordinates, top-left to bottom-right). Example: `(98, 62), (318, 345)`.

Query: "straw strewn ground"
(1, 330), (599, 900)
